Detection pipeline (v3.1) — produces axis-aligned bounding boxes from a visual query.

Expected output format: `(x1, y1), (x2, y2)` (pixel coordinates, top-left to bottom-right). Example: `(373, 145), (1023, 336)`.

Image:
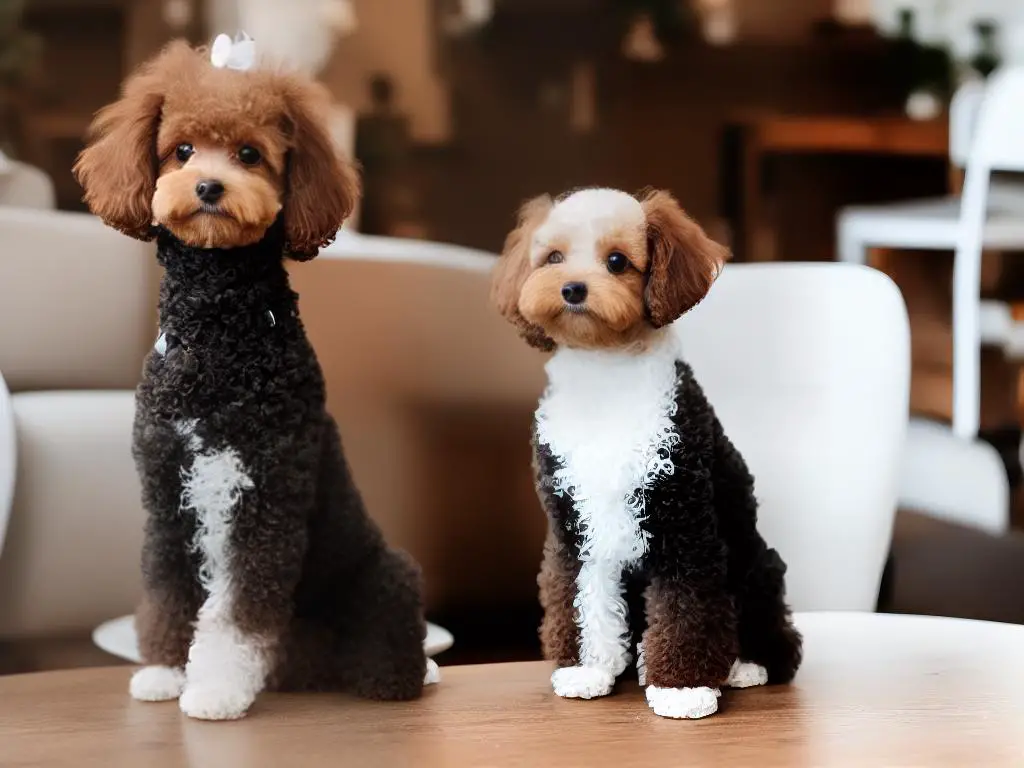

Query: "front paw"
(424, 658), (441, 685)
(645, 685), (720, 719)
(129, 666), (185, 702)
(725, 659), (768, 689)
(551, 666), (615, 699)
(179, 684), (255, 721)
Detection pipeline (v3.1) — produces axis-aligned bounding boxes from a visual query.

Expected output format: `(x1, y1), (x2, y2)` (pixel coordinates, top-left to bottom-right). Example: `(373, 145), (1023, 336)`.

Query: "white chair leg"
(951, 167), (989, 441)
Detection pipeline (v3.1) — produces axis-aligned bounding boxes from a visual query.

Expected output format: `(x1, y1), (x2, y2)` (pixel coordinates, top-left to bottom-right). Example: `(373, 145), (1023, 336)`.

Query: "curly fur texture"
(73, 40), (359, 258)
(75, 40), (429, 721)
(496, 187), (801, 720)
(533, 348), (802, 718)
(129, 229), (431, 719)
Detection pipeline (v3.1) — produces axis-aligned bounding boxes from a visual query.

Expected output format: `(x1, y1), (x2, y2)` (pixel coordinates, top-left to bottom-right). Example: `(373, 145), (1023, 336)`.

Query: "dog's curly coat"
(74, 40), (433, 720)
(492, 188), (802, 719)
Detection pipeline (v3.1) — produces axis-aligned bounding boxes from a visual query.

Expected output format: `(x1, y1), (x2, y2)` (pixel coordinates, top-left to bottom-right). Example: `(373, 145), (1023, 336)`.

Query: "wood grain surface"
(3, 612), (1024, 767)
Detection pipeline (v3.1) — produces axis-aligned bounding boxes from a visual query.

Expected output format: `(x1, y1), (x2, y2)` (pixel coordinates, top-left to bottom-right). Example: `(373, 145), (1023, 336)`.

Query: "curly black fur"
(133, 223), (428, 701)
(534, 362), (802, 690)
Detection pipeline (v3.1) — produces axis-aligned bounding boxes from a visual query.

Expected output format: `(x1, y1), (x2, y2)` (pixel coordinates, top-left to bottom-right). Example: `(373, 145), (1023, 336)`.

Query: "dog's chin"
(157, 211), (274, 250)
(525, 306), (647, 350)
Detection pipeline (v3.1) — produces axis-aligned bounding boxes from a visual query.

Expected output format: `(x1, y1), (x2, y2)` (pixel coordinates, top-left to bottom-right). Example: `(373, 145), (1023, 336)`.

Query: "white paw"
(551, 666), (615, 700)
(424, 658), (441, 685)
(179, 684), (255, 721)
(129, 666), (185, 702)
(636, 642), (646, 687)
(645, 686), (720, 720)
(726, 659), (768, 689)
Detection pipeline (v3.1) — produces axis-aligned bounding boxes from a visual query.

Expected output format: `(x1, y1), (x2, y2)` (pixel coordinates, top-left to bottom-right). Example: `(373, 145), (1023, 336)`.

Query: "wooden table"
(721, 114), (953, 262)
(3, 613), (1024, 766)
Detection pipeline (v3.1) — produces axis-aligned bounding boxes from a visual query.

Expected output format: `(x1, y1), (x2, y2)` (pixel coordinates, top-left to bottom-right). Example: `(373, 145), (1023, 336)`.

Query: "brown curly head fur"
(640, 188), (726, 328)
(74, 39), (359, 258)
(492, 187), (727, 351)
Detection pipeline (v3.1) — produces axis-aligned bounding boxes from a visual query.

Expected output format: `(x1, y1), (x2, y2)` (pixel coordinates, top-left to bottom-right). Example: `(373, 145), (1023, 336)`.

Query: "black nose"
(195, 179), (225, 204)
(561, 282), (588, 305)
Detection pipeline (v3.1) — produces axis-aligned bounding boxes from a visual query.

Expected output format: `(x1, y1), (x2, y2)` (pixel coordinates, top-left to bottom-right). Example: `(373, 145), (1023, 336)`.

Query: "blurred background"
(2, 0), (1024, 672)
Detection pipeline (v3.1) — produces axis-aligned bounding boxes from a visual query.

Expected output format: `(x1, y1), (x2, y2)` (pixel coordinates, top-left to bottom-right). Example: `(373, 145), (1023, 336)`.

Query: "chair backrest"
(294, 244), (910, 614)
(0, 208), (158, 393)
(967, 66), (1024, 173)
(0, 159), (56, 210)
(676, 263), (910, 611)
(952, 65), (1024, 439)
(949, 79), (986, 168)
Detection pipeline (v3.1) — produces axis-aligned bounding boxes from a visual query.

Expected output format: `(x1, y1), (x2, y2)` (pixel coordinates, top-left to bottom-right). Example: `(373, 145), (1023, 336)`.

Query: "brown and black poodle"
(74, 38), (437, 721)
(491, 187), (802, 719)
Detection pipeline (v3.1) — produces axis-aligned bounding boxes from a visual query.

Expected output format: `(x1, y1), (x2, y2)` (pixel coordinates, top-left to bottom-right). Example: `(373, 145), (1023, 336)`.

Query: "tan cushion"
(0, 391), (143, 638)
(292, 255), (548, 612)
(0, 208), (157, 392)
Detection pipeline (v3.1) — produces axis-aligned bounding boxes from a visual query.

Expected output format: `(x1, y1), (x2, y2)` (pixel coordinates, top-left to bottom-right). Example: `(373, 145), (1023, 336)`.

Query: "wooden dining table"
(3, 612), (1024, 766)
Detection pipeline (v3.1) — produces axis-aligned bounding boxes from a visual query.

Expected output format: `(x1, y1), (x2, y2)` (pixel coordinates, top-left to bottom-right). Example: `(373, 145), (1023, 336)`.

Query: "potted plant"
(0, 0), (41, 158)
(871, 0), (1024, 118)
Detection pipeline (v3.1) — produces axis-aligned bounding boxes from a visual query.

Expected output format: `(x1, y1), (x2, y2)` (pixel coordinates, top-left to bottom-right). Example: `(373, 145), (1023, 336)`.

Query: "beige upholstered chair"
(0, 208), (156, 638)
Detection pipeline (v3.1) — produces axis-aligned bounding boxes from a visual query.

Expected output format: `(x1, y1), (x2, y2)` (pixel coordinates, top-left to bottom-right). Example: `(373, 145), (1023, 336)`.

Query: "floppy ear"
(641, 189), (727, 328)
(491, 195), (555, 351)
(281, 79), (361, 261)
(72, 41), (192, 240)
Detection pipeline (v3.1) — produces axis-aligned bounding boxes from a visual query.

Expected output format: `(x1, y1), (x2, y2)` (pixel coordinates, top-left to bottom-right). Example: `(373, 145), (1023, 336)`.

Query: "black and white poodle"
(491, 187), (803, 719)
(73, 38), (436, 721)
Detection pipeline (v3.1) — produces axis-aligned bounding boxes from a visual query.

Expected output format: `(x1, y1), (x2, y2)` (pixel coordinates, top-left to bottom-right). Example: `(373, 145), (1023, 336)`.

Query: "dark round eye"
(547, 251), (564, 265)
(607, 251), (629, 274)
(175, 143), (194, 163)
(238, 145), (262, 166)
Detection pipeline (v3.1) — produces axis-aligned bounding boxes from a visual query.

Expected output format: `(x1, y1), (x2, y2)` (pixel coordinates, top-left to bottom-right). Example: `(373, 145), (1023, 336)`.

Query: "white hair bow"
(210, 31), (256, 71)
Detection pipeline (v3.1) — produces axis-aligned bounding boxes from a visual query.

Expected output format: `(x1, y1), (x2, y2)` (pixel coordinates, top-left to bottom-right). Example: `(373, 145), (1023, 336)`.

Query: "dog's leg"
(734, 548), (803, 686)
(538, 530), (581, 668)
(131, 424), (202, 703)
(641, 575), (736, 720)
(710, 422), (803, 686)
(177, 445), (311, 721)
(540, 532), (618, 700)
(131, 592), (199, 702)
(334, 548), (431, 701)
(550, 551), (631, 700)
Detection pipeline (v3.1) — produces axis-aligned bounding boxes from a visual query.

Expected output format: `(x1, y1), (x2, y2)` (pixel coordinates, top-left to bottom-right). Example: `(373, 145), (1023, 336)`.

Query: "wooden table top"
(3, 612), (1024, 767)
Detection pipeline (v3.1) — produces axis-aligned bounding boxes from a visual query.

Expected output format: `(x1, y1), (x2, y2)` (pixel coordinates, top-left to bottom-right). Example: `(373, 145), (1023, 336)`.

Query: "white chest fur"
(537, 331), (682, 563)
(536, 332), (681, 677)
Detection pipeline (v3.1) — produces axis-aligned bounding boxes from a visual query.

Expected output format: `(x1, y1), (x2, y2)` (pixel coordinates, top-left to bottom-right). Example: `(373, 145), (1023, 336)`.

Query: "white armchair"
(296, 250), (911, 613)
(676, 263), (910, 610)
